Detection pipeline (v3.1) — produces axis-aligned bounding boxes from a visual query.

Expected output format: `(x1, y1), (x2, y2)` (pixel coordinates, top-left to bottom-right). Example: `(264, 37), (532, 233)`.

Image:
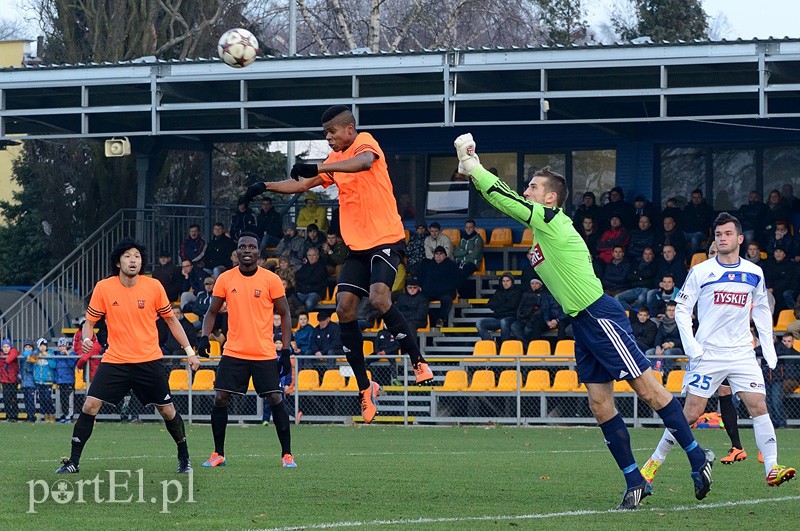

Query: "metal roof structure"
(2, 38), (800, 148)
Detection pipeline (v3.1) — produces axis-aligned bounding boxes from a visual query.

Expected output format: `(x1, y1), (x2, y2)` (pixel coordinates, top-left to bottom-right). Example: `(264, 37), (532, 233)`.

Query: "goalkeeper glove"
(243, 181), (266, 202)
(196, 336), (211, 358)
(278, 349), (292, 380)
(290, 163), (318, 180)
(453, 133), (480, 175)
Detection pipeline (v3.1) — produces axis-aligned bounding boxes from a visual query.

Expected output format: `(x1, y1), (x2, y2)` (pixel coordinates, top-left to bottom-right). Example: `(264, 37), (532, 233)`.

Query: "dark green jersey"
(472, 166), (603, 316)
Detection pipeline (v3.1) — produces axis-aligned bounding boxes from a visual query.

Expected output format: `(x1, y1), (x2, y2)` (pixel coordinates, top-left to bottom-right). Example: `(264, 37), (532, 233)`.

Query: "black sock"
(719, 394), (742, 449)
(340, 320), (369, 390)
(381, 305), (424, 366)
(70, 412), (96, 466)
(270, 400), (292, 456)
(164, 413), (189, 459)
(211, 406), (228, 456)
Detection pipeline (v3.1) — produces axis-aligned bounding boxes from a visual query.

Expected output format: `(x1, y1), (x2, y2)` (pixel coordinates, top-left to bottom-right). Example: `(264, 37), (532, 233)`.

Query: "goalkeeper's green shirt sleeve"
(470, 165), (604, 316)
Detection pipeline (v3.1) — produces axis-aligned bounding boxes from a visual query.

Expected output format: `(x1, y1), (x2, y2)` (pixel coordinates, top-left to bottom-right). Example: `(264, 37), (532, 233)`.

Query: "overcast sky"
(1, 0), (798, 42)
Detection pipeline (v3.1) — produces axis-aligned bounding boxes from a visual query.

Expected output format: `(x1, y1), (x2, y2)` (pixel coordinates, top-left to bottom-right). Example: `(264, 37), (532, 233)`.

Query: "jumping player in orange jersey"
(242, 105), (433, 423)
(56, 238), (200, 475)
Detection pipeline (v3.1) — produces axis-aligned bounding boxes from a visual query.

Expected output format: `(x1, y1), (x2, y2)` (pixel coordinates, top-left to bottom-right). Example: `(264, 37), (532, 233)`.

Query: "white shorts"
(682, 350), (765, 399)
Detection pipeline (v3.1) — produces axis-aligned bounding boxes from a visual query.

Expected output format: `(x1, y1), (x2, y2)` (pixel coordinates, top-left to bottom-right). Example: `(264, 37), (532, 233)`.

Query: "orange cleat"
(413, 362), (434, 385)
(282, 454), (297, 468)
(201, 452), (226, 467)
(758, 450), (764, 463)
(359, 381), (381, 423)
(720, 447), (747, 464)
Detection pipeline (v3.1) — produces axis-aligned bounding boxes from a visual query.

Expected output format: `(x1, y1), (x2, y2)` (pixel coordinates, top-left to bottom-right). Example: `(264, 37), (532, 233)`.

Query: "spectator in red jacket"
(1, 338), (20, 422)
(596, 215), (631, 264)
(74, 323), (102, 382)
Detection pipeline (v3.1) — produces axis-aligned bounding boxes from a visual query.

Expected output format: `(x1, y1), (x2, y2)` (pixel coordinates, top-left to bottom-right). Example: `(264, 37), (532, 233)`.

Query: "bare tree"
(0, 18), (31, 41)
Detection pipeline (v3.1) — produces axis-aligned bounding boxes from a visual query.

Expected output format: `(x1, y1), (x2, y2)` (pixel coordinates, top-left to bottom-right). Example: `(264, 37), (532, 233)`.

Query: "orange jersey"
(86, 275), (173, 363)
(320, 132), (405, 251)
(213, 267), (285, 361)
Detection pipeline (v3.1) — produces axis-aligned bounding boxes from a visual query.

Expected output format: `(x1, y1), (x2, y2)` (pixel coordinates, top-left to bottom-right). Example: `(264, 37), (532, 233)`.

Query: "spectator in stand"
(744, 241), (766, 266)
(780, 183), (800, 213)
(54, 337), (78, 423)
(152, 251), (184, 303)
(596, 216), (630, 264)
(631, 306), (657, 354)
(654, 244), (687, 287)
(205, 222), (237, 278)
(659, 215), (687, 258)
(406, 222), (428, 275)
(632, 195), (660, 227)
(158, 306), (198, 365)
(297, 192), (329, 232)
(397, 193), (416, 220)
(304, 223), (326, 253)
(476, 272), (522, 343)
(680, 189), (714, 256)
(762, 333), (793, 429)
(453, 218), (484, 298)
(230, 199), (257, 240)
(601, 246), (632, 296)
(572, 191), (599, 231)
(276, 254), (298, 289)
(356, 298), (381, 331)
(179, 260), (208, 311)
(293, 312), (314, 358)
(660, 197), (682, 230)
(736, 190), (771, 251)
(763, 244), (796, 315)
(74, 320), (102, 382)
(418, 246), (461, 327)
(627, 215), (658, 263)
(766, 189), (792, 230)
(19, 340), (37, 422)
(424, 222), (454, 259)
(276, 222), (308, 271)
(616, 247), (658, 311)
(645, 301), (683, 373)
(33, 338), (56, 423)
(394, 276), (430, 341)
(320, 230), (347, 278)
(511, 278), (551, 344)
(295, 247), (328, 312)
(0, 338), (20, 422)
(780, 332), (800, 398)
(765, 220), (796, 257)
(180, 224), (207, 266)
(256, 197), (284, 250)
(599, 186), (635, 231)
(281, 278), (306, 326)
(577, 215), (601, 258)
(309, 310), (342, 370)
(647, 274), (680, 318)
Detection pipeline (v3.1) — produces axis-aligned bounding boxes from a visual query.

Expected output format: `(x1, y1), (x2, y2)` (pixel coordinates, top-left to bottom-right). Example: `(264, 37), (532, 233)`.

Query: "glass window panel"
(763, 146), (800, 199)
(388, 153), (424, 221)
(428, 154), (516, 217)
(660, 147), (706, 207)
(571, 150), (616, 214)
(712, 149), (755, 212)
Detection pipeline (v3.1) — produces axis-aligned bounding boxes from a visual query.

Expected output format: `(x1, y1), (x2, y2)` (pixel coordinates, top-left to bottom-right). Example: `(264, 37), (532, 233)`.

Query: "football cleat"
(766, 465), (796, 487)
(358, 381), (381, 423)
(641, 458), (662, 484)
(720, 447), (747, 464)
(691, 449), (715, 500)
(55, 458), (79, 474)
(282, 454), (297, 468)
(201, 452), (226, 467)
(617, 480), (653, 510)
(413, 362), (434, 385)
(177, 456), (192, 474)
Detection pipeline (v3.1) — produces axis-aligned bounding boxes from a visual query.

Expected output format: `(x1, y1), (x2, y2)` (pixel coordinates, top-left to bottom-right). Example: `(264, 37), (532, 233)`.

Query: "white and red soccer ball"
(217, 28), (259, 68)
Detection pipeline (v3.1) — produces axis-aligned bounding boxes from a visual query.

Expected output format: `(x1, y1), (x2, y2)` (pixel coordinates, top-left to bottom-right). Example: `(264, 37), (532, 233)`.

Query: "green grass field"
(1, 422), (799, 530)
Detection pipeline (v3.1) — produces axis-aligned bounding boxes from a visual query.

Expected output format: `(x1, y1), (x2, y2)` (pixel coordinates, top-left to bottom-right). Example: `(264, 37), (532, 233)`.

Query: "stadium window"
(763, 146), (800, 200)
(427, 153), (516, 217)
(660, 147), (707, 207)
(712, 149), (756, 212)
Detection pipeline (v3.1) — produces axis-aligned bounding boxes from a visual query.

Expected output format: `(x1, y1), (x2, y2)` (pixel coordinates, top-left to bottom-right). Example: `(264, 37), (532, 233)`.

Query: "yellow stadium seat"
(499, 340), (524, 358)
(442, 228), (461, 248)
(248, 377), (255, 391)
(652, 371), (663, 386)
(472, 340), (497, 357)
(495, 370), (520, 391)
(689, 252), (708, 268)
(308, 312), (319, 327)
(775, 309), (795, 332)
(363, 340), (375, 356)
(485, 227), (513, 248)
(318, 370), (345, 391)
(191, 369), (215, 391)
(297, 369), (320, 391)
(613, 379), (634, 393)
(416, 315), (431, 333)
(549, 370), (579, 392)
(514, 228), (533, 247)
(183, 312), (200, 323)
(209, 340), (221, 357)
(525, 339), (552, 361)
(665, 370), (686, 393)
(169, 369), (189, 391)
(554, 339), (575, 358)
(436, 370), (469, 392)
(321, 286), (338, 305)
(475, 227), (487, 244)
(342, 371), (373, 392)
(466, 370), (496, 392)
(522, 370), (550, 392)
(474, 257), (486, 275)
(74, 369), (86, 390)
(404, 229), (410, 243)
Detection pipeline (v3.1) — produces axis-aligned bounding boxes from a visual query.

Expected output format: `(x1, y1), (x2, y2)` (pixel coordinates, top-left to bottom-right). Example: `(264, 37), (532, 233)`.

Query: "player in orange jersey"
(242, 105), (433, 423)
(56, 238), (200, 475)
(197, 232), (297, 468)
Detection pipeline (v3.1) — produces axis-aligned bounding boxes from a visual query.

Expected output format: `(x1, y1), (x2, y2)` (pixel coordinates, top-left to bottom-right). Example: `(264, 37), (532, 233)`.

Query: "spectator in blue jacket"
(601, 246), (632, 296)
(55, 337), (78, 423)
(476, 272), (522, 343)
(33, 338), (57, 423)
(19, 340), (37, 422)
(293, 312), (315, 366)
(309, 310), (343, 370)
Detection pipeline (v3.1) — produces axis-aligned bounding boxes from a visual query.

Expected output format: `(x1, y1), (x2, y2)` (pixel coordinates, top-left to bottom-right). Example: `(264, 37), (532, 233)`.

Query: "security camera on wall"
(104, 137), (131, 157)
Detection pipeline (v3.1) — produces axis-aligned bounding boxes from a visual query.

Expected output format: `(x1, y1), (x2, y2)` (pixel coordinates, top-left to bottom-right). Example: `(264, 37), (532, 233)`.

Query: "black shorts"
(87, 360), (173, 407)
(214, 355), (281, 397)
(337, 240), (405, 297)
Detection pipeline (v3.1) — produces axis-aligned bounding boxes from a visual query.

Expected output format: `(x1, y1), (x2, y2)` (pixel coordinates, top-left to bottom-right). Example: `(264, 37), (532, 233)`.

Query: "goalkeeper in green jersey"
(453, 134), (713, 510)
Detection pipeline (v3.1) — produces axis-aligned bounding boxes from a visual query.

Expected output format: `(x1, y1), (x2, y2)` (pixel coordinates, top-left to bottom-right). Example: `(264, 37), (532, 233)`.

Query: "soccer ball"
(217, 28), (259, 68)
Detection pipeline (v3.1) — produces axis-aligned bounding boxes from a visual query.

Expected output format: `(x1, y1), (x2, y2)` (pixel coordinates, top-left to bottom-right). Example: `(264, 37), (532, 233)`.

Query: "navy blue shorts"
(571, 294), (651, 383)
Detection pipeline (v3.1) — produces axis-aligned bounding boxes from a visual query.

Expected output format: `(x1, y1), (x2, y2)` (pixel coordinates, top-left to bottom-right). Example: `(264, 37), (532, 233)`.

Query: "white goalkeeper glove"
(763, 348), (778, 370)
(454, 133), (480, 175)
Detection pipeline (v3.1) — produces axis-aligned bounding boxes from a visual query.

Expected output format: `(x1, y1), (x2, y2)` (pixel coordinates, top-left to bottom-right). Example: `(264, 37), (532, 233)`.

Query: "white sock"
(651, 428), (678, 462)
(753, 413), (778, 474)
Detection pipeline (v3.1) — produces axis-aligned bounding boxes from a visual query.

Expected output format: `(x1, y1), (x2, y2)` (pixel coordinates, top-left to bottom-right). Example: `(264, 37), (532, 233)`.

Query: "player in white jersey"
(641, 213), (795, 488)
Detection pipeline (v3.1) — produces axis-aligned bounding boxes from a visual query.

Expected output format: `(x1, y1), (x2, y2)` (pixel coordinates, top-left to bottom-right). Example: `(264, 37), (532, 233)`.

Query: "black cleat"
(617, 480), (653, 510)
(692, 449), (715, 500)
(55, 458), (79, 474)
(177, 456), (192, 474)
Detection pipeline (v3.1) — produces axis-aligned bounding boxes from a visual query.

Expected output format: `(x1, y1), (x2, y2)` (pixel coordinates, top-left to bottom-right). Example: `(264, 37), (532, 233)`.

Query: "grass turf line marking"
(253, 495), (800, 531)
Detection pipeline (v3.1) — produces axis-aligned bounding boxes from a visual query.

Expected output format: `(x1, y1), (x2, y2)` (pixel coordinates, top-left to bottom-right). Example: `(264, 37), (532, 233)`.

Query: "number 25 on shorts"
(688, 374), (712, 391)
